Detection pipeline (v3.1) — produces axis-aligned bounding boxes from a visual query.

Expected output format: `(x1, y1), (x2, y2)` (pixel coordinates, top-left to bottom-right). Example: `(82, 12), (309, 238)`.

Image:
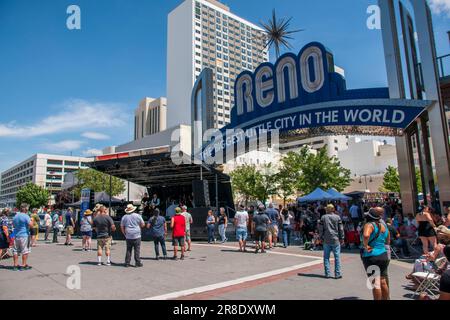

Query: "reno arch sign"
(199, 42), (431, 162)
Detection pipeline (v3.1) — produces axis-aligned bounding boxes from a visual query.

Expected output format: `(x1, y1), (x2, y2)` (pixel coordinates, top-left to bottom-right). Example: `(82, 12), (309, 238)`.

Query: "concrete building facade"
(167, 0), (269, 129)
(0, 154), (92, 207)
(279, 136), (349, 158)
(134, 97), (167, 140)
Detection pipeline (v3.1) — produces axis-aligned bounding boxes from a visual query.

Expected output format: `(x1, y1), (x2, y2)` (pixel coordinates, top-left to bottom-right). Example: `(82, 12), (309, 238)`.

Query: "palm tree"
(260, 9), (303, 59)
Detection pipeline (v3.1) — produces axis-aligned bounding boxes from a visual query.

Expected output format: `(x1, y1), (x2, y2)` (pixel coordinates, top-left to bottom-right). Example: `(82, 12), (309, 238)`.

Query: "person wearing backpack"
(360, 207), (391, 300)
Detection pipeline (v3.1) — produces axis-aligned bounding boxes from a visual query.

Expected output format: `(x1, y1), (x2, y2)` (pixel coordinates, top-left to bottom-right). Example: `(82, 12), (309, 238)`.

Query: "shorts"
(236, 227), (248, 241)
(97, 237), (112, 251)
(0, 233), (9, 249)
(13, 237), (30, 255)
(185, 230), (191, 242)
(81, 231), (92, 238)
(254, 230), (267, 242)
(268, 225), (278, 237)
(30, 228), (38, 236)
(66, 226), (74, 235)
(362, 252), (390, 278)
(172, 236), (185, 247)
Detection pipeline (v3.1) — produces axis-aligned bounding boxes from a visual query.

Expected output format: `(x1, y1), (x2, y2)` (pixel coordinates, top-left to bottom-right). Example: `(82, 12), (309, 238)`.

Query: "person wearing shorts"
(234, 205), (249, 252)
(361, 207), (391, 300)
(64, 208), (75, 246)
(181, 206), (193, 252)
(172, 236), (185, 249)
(171, 207), (186, 260)
(80, 209), (93, 251)
(265, 203), (280, 249)
(93, 206), (116, 266)
(252, 205), (270, 254)
(12, 204), (33, 271)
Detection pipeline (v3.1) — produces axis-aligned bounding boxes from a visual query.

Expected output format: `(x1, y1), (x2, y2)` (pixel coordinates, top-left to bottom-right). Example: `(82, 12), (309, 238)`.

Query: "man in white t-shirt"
(44, 209), (52, 241)
(234, 205), (249, 252)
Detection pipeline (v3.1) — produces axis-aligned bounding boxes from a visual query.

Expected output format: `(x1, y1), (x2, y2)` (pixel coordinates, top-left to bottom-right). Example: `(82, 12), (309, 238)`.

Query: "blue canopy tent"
(326, 188), (352, 201)
(297, 187), (334, 203)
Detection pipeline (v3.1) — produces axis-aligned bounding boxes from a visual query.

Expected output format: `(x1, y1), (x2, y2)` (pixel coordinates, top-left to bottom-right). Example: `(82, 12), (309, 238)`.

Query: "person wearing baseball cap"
(171, 207), (186, 260)
(361, 207), (391, 300)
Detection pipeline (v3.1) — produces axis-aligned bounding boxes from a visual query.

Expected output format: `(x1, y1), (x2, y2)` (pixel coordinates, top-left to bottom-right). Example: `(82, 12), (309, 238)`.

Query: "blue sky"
(0, 0), (449, 172)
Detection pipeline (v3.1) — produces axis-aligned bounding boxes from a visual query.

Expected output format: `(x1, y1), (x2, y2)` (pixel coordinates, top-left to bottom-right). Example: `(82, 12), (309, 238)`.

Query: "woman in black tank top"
(416, 206), (437, 254)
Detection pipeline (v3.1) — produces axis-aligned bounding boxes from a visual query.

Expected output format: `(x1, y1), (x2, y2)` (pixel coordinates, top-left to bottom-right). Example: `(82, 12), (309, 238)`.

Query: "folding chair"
(0, 248), (12, 260)
(412, 257), (447, 299)
(388, 245), (401, 259)
(406, 236), (422, 255)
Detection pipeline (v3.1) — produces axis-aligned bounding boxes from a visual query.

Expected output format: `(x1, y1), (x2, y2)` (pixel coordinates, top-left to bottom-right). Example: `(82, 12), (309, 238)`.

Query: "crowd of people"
(226, 199), (450, 300)
(1, 197), (450, 300)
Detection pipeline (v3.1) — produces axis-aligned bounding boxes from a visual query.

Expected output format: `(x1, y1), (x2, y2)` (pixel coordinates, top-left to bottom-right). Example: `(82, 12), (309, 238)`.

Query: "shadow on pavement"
(334, 296), (363, 300)
(297, 273), (329, 279)
(220, 249), (256, 254)
(0, 265), (15, 270)
(78, 261), (124, 267)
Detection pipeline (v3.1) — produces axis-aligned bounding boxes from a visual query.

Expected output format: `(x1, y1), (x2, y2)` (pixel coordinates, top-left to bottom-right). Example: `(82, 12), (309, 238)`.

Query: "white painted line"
(194, 243), (323, 260)
(143, 259), (323, 300)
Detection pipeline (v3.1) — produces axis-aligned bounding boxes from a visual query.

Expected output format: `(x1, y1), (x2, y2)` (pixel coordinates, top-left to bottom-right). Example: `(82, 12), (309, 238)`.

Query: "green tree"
(415, 168), (423, 194)
(284, 146), (351, 194)
(276, 150), (304, 204)
(380, 165), (400, 192)
(230, 164), (260, 204)
(254, 163), (279, 204)
(74, 169), (125, 198)
(229, 164), (278, 204)
(380, 166), (422, 193)
(16, 183), (50, 208)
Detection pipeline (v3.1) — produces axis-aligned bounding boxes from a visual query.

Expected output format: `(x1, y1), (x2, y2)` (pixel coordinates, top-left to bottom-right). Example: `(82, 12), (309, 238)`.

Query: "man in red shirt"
(171, 207), (186, 260)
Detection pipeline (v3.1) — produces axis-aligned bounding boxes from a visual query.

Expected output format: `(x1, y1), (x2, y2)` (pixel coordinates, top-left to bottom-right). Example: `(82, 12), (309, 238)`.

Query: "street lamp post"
(358, 174), (372, 192)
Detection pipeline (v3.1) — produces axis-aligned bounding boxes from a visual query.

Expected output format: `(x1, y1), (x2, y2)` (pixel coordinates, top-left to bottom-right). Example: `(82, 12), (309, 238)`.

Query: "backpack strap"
(368, 222), (381, 247)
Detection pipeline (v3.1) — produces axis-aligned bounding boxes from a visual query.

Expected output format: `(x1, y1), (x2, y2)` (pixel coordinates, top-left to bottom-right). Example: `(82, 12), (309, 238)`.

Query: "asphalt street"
(0, 234), (417, 300)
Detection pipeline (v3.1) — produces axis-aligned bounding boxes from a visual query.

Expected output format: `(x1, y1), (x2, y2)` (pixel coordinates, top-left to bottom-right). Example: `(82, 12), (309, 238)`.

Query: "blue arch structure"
(200, 42), (431, 162)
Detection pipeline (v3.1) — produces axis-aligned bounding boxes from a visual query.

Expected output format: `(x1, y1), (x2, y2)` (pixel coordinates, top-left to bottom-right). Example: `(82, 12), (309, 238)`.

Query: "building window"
(47, 160), (63, 166)
(64, 161), (79, 166)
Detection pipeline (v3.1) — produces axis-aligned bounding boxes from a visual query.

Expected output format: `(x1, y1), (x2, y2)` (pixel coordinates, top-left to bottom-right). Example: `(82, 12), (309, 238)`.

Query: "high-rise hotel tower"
(167, 0), (269, 129)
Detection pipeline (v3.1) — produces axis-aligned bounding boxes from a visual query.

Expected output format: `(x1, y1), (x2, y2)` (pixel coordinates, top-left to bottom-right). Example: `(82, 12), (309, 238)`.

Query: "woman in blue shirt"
(361, 207), (391, 300)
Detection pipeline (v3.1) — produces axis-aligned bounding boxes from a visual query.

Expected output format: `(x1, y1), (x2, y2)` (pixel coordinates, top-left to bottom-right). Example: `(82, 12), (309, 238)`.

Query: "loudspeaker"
(192, 180), (210, 207)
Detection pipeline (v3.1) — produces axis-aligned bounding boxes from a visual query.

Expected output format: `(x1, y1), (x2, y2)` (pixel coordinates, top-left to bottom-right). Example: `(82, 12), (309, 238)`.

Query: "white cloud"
(428, 0), (450, 17)
(81, 131), (110, 140)
(43, 140), (85, 152)
(0, 99), (127, 138)
(82, 148), (103, 156)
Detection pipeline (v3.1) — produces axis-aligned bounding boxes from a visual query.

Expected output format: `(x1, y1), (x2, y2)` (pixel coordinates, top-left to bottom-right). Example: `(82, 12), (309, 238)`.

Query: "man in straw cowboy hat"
(120, 204), (145, 267)
(80, 209), (93, 251)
